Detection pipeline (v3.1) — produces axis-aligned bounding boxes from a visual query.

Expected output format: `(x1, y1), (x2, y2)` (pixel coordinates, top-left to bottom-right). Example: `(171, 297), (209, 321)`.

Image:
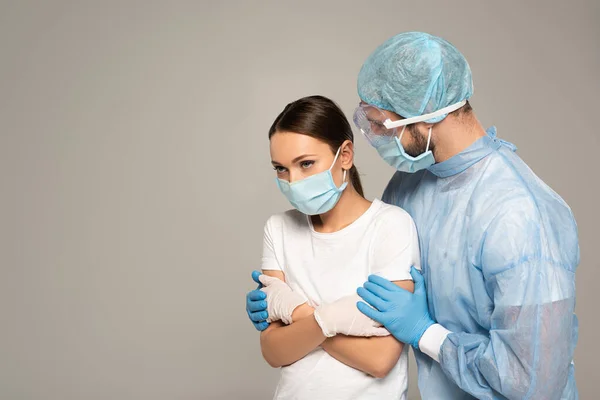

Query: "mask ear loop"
(334, 146), (348, 187)
(400, 124), (433, 153)
(398, 125), (407, 141)
(331, 145), (348, 181)
(425, 126), (432, 152)
(329, 146), (343, 170)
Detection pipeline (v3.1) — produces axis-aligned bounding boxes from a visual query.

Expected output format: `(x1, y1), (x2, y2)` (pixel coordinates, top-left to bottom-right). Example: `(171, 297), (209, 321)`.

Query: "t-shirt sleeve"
(261, 216), (283, 271)
(370, 206), (421, 281)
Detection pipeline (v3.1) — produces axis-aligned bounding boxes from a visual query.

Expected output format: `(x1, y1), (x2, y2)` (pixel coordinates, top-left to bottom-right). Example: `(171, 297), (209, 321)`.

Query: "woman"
(256, 95), (420, 400)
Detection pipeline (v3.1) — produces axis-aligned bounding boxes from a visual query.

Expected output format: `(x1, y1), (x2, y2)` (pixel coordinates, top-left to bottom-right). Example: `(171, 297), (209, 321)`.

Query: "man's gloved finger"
(356, 301), (385, 324)
(410, 266), (426, 294)
(254, 321), (270, 331)
(367, 274), (402, 292)
(362, 282), (394, 303)
(251, 270), (262, 285)
(249, 310), (269, 322)
(247, 289), (266, 302)
(357, 287), (388, 311)
(247, 299), (268, 313)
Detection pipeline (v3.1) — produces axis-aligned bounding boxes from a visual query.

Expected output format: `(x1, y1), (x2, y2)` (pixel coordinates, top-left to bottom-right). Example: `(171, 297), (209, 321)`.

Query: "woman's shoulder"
(371, 199), (414, 225)
(264, 208), (308, 231)
(369, 200), (419, 250)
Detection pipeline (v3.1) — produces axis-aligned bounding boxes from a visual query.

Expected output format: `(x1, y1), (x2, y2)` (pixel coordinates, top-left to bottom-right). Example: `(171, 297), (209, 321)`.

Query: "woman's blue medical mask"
(276, 147), (348, 216)
(353, 100), (466, 173)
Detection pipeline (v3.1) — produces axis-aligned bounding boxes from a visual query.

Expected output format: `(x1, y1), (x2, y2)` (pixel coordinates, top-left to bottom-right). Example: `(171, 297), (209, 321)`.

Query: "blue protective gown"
(382, 127), (579, 399)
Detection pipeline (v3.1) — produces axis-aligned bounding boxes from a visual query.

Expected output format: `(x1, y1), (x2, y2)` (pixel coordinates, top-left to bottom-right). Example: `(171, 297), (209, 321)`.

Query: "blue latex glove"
(357, 267), (434, 349)
(246, 270), (270, 331)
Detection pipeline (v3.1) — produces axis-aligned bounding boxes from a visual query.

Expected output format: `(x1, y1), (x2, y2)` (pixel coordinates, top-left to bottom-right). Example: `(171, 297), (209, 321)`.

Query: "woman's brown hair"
(268, 95), (364, 197)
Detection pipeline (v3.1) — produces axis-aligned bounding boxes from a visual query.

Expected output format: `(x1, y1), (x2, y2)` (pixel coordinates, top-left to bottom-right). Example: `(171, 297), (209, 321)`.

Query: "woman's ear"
(340, 140), (354, 170)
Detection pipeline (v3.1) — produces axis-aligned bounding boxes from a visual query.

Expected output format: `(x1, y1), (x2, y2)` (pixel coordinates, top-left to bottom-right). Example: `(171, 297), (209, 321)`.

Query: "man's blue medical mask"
(374, 125), (435, 173)
(276, 147), (348, 216)
(353, 100), (466, 173)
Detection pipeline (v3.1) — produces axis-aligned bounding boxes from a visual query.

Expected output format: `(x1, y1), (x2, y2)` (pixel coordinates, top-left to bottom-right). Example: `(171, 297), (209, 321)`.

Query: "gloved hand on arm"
(246, 271), (270, 331)
(246, 270), (308, 329)
(246, 271), (389, 338)
(257, 274), (308, 325)
(357, 267), (435, 349)
(314, 294), (390, 337)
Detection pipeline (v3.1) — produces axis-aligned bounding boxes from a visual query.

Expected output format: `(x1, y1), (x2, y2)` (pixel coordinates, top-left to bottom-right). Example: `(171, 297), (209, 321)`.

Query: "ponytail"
(349, 165), (364, 198)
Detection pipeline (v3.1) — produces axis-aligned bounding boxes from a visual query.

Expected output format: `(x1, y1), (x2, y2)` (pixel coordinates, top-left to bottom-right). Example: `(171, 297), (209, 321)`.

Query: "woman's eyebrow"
(271, 154), (317, 166)
(292, 154), (317, 163)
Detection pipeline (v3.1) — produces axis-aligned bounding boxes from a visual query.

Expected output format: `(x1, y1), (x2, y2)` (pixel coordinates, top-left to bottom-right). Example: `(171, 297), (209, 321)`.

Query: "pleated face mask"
(354, 100), (466, 173)
(276, 147), (348, 216)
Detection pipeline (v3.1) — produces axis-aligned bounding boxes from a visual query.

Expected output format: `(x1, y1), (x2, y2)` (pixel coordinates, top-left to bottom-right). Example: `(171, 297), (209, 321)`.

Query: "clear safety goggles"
(352, 104), (400, 147)
(352, 100), (467, 146)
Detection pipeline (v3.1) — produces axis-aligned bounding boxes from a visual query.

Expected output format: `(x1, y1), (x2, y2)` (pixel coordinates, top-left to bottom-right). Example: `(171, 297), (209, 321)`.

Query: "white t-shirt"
(261, 199), (421, 400)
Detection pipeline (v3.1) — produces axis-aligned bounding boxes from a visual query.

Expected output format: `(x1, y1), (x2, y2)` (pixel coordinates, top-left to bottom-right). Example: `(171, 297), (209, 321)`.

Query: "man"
(246, 32), (578, 399)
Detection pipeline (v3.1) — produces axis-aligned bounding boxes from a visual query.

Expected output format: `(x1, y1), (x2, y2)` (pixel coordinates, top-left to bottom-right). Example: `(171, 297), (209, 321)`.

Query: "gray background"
(1, 1), (598, 399)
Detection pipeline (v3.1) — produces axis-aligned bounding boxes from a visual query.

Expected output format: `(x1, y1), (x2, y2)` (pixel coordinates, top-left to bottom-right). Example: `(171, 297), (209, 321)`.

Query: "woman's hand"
(259, 274), (307, 325)
(314, 294), (390, 337)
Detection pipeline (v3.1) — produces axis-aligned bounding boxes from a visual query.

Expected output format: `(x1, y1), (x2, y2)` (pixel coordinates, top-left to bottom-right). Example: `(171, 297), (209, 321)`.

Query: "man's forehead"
(362, 105), (386, 120)
(358, 101), (405, 122)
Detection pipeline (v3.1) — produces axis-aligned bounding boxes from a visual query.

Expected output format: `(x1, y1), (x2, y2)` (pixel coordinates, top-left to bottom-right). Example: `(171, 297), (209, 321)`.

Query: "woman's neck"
(311, 187), (372, 233)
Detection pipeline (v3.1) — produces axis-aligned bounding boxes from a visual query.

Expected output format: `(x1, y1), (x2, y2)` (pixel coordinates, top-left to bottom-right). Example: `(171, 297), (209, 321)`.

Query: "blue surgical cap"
(357, 32), (473, 123)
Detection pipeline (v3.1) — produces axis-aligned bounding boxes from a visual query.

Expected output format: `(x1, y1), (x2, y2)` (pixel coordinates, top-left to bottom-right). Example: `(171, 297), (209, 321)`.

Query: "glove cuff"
(313, 308), (335, 337)
(412, 319), (436, 349)
(282, 291), (308, 325)
(415, 323), (449, 362)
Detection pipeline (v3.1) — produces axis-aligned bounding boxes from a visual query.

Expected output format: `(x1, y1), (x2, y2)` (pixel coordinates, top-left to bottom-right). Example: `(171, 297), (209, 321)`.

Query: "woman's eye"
(273, 166), (286, 173)
(300, 160), (314, 169)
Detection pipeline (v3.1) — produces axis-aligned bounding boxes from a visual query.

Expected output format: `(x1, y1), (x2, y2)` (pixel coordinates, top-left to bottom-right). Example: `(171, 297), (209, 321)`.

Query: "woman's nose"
(288, 170), (298, 183)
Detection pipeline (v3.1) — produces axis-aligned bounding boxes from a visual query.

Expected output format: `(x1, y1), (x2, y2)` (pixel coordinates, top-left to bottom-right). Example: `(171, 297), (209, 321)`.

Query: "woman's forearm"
(289, 303), (403, 377)
(320, 280), (412, 377)
(321, 335), (403, 378)
(260, 312), (326, 368)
